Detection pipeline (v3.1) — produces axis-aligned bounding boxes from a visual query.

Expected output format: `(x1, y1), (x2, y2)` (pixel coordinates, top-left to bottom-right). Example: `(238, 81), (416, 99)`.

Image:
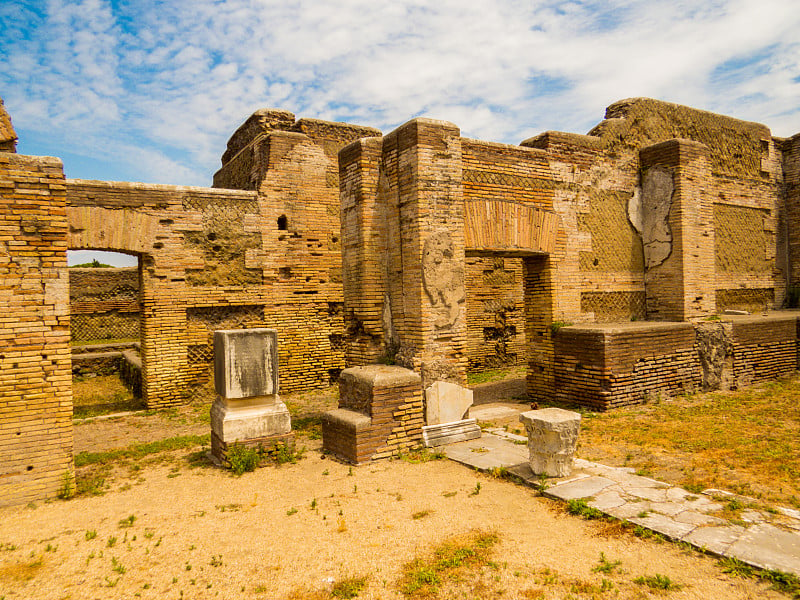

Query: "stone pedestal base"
(210, 396), (292, 465)
(422, 418), (481, 447)
(519, 408), (581, 477)
(322, 365), (423, 464)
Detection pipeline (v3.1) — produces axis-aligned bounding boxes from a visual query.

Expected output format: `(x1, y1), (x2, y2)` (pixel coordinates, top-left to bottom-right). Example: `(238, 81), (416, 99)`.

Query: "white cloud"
(1, 0), (799, 185)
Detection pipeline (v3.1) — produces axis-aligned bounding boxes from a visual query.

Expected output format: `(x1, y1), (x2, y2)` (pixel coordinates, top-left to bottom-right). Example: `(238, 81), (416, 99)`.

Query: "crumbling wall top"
(588, 97), (771, 178)
(221, 108), (296, 166)
(0, 97), (18, 153)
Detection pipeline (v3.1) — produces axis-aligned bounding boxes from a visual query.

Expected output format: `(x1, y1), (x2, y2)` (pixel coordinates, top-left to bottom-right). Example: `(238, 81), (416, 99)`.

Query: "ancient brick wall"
(783, 134), (800, 292)
(587, 99), (786, 317)
(728, 315), (797, 387)
(550, 322), (699, 410)
(520, 131), (645, 325)
(69, 267), (140, 343)
(0, 97), (16, 153)
(0, 152), (73, 507)
(65, 177), (353, 405)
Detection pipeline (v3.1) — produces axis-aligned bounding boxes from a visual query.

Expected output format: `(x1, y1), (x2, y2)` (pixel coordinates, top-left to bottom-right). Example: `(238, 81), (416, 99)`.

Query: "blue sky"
(2, 0), (800, 267)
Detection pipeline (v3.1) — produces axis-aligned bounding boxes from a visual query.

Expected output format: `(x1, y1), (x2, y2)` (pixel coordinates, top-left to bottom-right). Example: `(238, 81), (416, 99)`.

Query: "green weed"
(331, 575), (369, 599)
(633, 574), (681, 591)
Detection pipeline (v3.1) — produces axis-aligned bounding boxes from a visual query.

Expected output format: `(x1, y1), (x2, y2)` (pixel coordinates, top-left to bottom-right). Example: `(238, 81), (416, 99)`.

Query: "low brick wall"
(550, 313), (799, 410)
(553, 322), (699, 410)
(728, 313), (798, 387)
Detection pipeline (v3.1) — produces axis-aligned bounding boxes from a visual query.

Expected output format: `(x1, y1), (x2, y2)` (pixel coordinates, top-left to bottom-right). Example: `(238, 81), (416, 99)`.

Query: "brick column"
(639, 139), (715, 321)
(339, 137), (387, 365)
(0, 153), (73, 506)
(382, 119), (467, 387)
(783, 133), (800, 288)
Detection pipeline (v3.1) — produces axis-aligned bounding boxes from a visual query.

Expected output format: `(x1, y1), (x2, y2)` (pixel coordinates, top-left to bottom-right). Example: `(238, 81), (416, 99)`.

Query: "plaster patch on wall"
(422, 231), (464, 330)
(632, 167), (673, 268)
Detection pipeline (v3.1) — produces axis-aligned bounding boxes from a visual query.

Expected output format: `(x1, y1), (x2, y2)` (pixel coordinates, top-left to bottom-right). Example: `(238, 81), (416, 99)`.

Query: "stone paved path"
(443, 424), (800, 578)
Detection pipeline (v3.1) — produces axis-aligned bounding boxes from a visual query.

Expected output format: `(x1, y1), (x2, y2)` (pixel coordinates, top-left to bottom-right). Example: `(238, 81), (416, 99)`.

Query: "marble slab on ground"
(724, 523), (800, 575)
(469, 404), (527, 422)
(441, 432), (528, 470)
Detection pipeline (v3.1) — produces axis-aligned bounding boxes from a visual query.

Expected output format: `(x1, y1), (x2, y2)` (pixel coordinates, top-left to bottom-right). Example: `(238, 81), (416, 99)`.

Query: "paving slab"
(683, 525), (747, 555)
(724, 523), (800, 575)
(442, 432), (528, 470)
(587, 489), (627, 511)
(439, 426), (800, 577)
(628, 513), (697, 540)
(544, 476), (616, 501)
(470, 404), (527, 422)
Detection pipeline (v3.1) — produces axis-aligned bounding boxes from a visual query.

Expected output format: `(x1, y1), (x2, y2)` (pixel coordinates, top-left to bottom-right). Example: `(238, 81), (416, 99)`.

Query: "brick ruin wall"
(550, 314), (799, 411)
(0, 152), (73, 507)
(69, 267), (140, 343)
(66, 179), (348, 406)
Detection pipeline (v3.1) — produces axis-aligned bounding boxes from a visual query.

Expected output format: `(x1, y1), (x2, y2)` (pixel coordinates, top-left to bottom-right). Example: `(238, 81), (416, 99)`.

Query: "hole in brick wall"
(152, 242), (163, 249)
(329, 334), (344, 350)
(16, 431), (21, 436)
(207, 232), (217, 241)
(328, 368), (342, 384)
(159, 219), (173, 225)
(26, 465), (33, 471)
(279, 267), (291, 279)
(277, 215), (288, 230)
(331, 236), (338, 243)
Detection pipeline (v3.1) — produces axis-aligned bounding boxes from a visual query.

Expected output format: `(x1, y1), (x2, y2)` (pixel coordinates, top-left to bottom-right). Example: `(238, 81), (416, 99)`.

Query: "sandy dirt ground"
(0, 437), (786, 600)
(1, 377), (791, 599)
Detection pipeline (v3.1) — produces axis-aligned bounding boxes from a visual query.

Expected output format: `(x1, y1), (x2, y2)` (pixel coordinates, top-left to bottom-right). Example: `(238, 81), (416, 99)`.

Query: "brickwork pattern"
(322, 366), (424, 464)
(0, 153), (73, 507)
(552, 323), (699, 410)
(64, 111), (372, 407)
(465, 256), (525, 369)
(69, 267), (140, 342)
(729, 316), (798, 387)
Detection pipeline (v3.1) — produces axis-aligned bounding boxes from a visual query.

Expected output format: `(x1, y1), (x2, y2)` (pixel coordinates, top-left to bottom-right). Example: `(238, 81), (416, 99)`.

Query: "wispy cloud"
(1, 0), (798, 186)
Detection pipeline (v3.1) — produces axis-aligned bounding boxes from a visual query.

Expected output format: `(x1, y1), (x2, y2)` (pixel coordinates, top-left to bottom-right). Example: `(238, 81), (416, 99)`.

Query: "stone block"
(519, 408), (581, 477)
(210, 397), (291, 443)
(425, 381), (473, 425)
(422, 418), (481, 447)
(214, 328), (278, 399)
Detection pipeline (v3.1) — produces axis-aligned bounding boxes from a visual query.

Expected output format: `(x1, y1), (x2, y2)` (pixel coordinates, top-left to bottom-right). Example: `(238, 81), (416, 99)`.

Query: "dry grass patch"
(398, 530), (499, 599)
(578, 374), (800, 506)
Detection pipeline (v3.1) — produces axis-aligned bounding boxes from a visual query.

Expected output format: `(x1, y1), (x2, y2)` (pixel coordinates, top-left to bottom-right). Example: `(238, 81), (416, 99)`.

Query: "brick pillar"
(382, 119), (467, 387)
(783, 133), (800, 289)
(639, 139), (715, 321)
(340, 137), (387, 365)
(0, 153), (73, 507)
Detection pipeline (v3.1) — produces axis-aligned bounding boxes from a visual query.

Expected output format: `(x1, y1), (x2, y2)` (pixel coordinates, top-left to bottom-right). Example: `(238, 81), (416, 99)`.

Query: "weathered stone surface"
(425, 381), (473, 425)
(695, 322), (733, 391)
(214, 329), (278, 399)
(545, 475), (615, 501)
(724, 523), (800, 574)
(633, 166), (673, 268)
(629, 513), (696, 540)
(422, 230), (465, 330)
(683, 525), (747, 555)
(422, 419), (481, 447)
(519, 408), (581, 477)
(210, 397), (291, 443)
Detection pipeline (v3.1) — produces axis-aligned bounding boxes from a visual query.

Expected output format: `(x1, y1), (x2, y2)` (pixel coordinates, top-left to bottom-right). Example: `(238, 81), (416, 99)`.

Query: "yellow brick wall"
(0, 153), (73, 507)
